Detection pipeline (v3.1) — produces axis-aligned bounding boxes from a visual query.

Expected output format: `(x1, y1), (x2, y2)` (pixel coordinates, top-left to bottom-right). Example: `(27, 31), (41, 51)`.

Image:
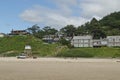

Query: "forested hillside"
(76, 11), (120, 39)
(100, 12), (120, 35)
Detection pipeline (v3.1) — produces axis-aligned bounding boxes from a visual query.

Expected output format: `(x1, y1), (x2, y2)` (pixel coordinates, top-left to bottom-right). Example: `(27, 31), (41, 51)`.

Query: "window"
(113, 38), (115, 42)
(80, 40), (83, 43)
(84, 40), (88, 43)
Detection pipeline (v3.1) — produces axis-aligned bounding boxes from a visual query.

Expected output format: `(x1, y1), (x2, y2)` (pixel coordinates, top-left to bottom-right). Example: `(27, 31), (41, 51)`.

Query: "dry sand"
(0, 57), (120, 80)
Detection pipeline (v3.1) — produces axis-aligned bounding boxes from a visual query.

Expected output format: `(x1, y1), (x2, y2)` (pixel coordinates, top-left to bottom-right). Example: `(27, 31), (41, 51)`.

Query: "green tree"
(76, 25), (88, 35)
(89, 18), (106, 39)
(43, 26), (58, 35)
(35, 30), (45, 39)
(60, 25), (76, 37)
(59, 38), (71, 48)
(27, 24), (40, 34)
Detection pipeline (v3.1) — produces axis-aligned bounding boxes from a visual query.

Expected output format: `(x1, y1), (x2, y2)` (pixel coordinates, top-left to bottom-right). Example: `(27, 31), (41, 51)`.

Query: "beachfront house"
(42, 35), (55, 43)
(71, 35), (93, 47)
(93, 39), (108, 47)
(9, 29), (29, 35)
(107, 36), (120, 47)
(0, 33), (5, 38)
(93, 39), (101, 47)
(71, 35), (120, 48)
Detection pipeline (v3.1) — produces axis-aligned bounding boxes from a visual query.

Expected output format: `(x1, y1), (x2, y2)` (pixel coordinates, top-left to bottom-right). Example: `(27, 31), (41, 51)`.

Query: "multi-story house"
(71, 35), (120, 47)
(71, 36), (93, 47)
(107, 36), (120, 47)
(93, 39), (107, 47)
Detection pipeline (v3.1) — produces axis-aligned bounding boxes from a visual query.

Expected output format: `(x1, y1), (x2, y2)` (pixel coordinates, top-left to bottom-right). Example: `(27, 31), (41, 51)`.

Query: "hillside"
(76, 11), (120, 39)
(0, 36), (60, 57)
(100, 11), (120, 27)
(100, 11), (120, 35)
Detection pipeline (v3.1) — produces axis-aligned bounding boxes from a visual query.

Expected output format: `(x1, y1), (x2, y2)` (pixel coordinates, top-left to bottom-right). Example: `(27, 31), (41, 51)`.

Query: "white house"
(71, 35), (120, 48)
(0, 33), (5, 38)
(71, 36), (93, 47)
(42, 35), (54, 41)
(24, 45), (32, 57)
(101, 39), (108, 46)
(93, 39), (101, 47)
(93, 39), (108, 47)
(107, 36), (120, 47)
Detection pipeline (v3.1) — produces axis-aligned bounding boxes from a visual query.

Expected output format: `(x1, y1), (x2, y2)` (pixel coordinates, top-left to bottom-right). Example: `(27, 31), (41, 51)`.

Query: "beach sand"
(0, 57), (120, 80)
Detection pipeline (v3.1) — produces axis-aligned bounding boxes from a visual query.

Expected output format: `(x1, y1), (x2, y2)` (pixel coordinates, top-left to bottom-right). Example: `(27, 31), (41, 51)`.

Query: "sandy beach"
(0, 57), (120, 80)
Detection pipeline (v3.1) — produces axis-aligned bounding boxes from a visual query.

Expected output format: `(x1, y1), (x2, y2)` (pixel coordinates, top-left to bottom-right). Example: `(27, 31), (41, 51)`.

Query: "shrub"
(56, 49), (94, 58)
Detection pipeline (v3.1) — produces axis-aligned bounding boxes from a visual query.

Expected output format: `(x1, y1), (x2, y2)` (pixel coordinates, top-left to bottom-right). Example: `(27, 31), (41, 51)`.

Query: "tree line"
(27, 11), (120, 39)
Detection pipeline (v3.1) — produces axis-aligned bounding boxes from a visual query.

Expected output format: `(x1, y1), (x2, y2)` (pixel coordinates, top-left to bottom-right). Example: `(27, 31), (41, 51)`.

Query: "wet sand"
(0, 57), (120, 80)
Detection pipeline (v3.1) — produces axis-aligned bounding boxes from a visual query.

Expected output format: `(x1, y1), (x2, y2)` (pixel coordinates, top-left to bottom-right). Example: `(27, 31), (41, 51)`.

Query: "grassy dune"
(0, 36), (58, 57)
(0, 36), (120, 58)
(56, 47), (120, 58)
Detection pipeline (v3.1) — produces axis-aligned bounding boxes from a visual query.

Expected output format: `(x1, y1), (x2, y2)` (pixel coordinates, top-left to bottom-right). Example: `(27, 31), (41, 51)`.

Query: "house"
(71, 35), (120, 48)
(93, 39), (107, 47)
(71, 35), (93, 47)
(101, 39), (108, 46)
(0, 33), (5, 38)
(93, 39), (101, 47)
(42, 35), (55, 43)
(107, 36), (120, 47)
(55, 31), (65, 38)
(54, 38), (60, 42)
(9, 29), (29, 35)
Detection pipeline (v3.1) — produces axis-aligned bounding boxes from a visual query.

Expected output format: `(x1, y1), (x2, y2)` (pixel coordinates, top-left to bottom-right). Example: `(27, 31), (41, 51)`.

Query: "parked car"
(17, 53), (27, 59)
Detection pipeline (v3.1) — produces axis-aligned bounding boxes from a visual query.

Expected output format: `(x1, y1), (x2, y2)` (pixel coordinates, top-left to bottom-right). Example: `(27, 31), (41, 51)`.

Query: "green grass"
(0, 36), (120, 58)
(56, 47), (120, 58)
(0, 35), (58, 57)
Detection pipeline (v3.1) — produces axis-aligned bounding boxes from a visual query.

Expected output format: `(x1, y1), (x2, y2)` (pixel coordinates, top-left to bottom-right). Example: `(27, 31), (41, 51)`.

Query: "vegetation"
(27, 24), (58, 39)
(59, 38), (72, 48)
(76, 11), (120, 39)
(0, 36), (59, 57)
(56, 48), (120, 58)
(60, 25), (76, 37)
(27, 11), (120, 40)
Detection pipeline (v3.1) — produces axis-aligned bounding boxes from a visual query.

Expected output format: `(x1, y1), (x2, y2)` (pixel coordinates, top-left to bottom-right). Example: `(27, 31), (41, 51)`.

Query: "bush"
(59, 38), (72, 48)
(113, 53), (120, 58)
(56, 49), (94, 58)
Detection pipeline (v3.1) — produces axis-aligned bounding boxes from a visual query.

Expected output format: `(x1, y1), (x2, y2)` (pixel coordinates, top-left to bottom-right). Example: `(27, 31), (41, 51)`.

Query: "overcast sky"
(0, 0), (120, 33)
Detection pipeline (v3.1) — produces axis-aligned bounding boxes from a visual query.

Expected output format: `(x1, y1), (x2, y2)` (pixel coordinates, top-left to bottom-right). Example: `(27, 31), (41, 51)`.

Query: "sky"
(0, 0), (120, 33)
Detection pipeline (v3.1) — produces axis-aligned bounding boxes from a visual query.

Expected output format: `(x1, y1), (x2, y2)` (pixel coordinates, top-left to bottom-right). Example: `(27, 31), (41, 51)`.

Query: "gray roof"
(73, 35), (92, 40)
(107, 36), (120, 38)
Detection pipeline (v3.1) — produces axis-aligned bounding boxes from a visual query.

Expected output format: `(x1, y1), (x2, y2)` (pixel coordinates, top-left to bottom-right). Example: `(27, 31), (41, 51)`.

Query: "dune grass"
(56, 47), (120, 58)
(0, 35), (58, 57)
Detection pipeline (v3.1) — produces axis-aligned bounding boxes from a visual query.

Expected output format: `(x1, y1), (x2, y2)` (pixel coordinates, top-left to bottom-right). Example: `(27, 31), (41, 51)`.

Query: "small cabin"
(24, 45), (32, 57)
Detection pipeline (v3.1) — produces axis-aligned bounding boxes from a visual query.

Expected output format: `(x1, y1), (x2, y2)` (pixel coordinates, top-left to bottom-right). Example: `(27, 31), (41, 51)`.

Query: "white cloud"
(80, 0), (120, 18)
(20, 4), (88, 29)
(20, 0), (120, 29)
